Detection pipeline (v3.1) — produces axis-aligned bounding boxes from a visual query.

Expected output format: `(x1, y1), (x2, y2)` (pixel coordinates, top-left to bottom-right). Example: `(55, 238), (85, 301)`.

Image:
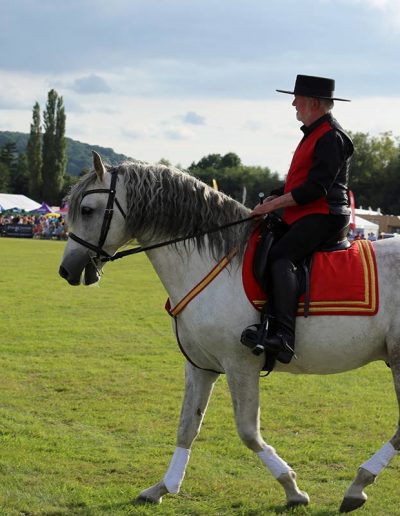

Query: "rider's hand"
(251, 196), (277, 217)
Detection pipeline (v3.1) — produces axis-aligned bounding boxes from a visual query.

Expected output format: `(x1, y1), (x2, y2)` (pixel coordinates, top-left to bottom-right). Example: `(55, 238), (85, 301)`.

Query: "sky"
(1, 0), (400, 177)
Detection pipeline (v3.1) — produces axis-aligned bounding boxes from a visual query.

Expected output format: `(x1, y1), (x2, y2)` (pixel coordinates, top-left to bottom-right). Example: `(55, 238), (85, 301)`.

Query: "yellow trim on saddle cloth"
(250, 239), (378, 316)
(166, 248), (238, 318)
(297, 239), (378, 315)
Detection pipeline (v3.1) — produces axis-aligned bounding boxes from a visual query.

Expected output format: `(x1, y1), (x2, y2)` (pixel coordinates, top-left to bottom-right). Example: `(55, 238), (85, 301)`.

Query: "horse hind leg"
(340, 348), (400, 513)
(136, 363), (219, 505)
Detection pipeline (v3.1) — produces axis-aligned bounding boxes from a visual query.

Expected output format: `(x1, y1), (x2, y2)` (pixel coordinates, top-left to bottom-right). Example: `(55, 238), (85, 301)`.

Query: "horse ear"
(92, 150), (106, 181)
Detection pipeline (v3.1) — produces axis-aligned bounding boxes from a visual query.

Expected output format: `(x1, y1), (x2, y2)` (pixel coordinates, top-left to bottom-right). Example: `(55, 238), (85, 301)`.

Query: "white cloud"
(344, 0), (400, 29)
(70, 74), (111, 94)
(183, 111), (206, 126)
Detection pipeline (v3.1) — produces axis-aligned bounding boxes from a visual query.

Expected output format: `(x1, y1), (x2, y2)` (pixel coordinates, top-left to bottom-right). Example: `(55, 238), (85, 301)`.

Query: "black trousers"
(269, 213), (350, 266)
(264, 213), (350, 346)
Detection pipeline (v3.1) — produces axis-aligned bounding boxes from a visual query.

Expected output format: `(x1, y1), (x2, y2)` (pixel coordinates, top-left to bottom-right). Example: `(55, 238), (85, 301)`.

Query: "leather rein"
(68, 170), (255, 264)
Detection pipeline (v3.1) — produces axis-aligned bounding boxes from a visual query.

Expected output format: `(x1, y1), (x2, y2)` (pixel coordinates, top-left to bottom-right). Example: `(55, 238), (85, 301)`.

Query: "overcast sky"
(1, 0), (400, 176)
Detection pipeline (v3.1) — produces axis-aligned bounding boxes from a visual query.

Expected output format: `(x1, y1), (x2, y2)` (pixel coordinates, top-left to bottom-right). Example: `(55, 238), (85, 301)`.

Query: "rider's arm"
(251, 192), (297, 216)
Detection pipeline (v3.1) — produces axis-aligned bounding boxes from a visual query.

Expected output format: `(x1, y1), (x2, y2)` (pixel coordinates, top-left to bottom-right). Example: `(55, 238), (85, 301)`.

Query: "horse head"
(59, 151), (129, 285)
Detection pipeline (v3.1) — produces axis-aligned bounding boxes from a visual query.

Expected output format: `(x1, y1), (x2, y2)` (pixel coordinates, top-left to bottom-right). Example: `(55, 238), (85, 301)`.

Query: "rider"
(250, 74), (354, 364)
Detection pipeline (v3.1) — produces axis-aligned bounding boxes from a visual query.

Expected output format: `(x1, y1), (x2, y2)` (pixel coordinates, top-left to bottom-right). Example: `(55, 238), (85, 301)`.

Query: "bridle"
(69, 170), (126, 260)
(68, 169), (256, 264)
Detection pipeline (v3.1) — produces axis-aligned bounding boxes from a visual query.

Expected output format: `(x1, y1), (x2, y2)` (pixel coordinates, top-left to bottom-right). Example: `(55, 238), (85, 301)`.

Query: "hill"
(0, 131), (131, 176)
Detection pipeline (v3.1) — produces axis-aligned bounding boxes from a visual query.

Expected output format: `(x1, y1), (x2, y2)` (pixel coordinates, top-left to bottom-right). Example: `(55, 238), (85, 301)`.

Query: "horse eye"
(81, 206), (94, 216)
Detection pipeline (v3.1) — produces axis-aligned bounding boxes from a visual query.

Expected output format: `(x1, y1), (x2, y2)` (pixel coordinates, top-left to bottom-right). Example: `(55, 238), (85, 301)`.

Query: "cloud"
(342, 0), (400, 29)
(182, 111), (206, 125)
(163, 126), (193, 141)
(70, 74), (111, 94)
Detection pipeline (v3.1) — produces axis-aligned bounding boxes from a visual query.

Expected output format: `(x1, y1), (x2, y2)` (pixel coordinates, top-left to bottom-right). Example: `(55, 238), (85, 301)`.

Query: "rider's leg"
(261, 214), (350, 363)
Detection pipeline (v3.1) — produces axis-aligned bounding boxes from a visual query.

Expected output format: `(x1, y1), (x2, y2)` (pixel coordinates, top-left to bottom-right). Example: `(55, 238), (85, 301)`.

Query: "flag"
(349, 190), (356, 230)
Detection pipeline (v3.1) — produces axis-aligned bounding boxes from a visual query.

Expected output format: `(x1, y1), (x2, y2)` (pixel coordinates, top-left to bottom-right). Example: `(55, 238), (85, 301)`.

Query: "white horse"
(59, 152), (400, 512)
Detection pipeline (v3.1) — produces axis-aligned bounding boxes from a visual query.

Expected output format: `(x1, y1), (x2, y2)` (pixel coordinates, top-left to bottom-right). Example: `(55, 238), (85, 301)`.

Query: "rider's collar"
(301, 113), (333, 137)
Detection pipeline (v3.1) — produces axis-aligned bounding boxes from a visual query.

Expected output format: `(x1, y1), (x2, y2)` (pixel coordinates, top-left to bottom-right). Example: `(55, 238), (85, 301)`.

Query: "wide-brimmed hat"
(276, 74), (351, 102)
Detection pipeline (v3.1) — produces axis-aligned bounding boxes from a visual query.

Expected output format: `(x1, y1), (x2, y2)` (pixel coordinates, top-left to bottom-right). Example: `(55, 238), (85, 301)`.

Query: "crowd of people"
(0, 213), (68, 240)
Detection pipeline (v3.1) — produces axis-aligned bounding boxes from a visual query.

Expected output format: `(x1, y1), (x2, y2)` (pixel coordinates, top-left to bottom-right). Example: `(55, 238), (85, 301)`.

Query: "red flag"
(349, 190), (356, 230)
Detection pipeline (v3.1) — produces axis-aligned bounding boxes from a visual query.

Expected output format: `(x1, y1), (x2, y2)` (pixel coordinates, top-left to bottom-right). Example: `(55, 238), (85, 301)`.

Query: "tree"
(349, 131), (400, 213)
(41, 89), (66, 204)
(55, 95), (67, 200)
(0, 142), (17, 194)
(27, 101), (42, 201)
(0, 161), (10, 191)
(10, 153), (29, 195)
(188, 152), (281, 207)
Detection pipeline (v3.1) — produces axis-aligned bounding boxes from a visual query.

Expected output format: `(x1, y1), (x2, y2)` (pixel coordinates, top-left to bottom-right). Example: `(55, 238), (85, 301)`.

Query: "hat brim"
(276, 89), (351, 102)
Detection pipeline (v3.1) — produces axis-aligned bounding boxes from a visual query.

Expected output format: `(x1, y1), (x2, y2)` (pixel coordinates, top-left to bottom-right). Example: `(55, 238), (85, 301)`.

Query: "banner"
(3, 224), (34, 238)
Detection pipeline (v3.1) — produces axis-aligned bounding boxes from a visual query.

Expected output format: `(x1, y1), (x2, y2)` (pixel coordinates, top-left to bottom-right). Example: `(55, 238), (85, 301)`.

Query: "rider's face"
(292, 95), (315, 125)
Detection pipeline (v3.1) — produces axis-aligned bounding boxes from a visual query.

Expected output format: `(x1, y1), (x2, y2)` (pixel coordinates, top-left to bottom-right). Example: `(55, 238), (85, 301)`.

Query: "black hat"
(276, 74), (351, 102)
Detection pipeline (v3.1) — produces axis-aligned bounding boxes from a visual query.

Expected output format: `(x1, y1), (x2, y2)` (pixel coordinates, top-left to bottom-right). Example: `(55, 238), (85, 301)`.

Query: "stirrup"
(240, 319), (269, 356)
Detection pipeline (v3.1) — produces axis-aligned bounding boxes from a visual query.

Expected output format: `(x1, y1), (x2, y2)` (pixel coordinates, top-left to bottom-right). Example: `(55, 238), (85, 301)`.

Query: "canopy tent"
(31, 202), (53, 214)
(0, 193), (41, 213)
(354, 215), (379, 237)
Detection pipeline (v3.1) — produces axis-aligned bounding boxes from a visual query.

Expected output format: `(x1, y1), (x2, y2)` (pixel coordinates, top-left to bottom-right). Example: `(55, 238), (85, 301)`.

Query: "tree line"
(1, 96), (400, 212)
(0, 89), (68, 206)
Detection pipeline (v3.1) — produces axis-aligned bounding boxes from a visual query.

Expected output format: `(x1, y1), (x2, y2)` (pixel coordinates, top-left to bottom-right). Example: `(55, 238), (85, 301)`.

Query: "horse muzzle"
(59, 250), (102, 286)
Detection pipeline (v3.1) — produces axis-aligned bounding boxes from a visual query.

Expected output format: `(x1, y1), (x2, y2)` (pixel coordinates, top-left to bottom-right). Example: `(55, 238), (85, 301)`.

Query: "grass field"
(0, 237), (399, 515)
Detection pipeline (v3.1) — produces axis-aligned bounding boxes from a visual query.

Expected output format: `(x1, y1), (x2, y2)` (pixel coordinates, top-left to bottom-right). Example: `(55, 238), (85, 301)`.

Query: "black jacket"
(272, 113), (354, 215)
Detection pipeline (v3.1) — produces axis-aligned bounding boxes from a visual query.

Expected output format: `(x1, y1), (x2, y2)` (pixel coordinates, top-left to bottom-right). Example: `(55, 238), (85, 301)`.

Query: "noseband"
(69, 171), (126, 259)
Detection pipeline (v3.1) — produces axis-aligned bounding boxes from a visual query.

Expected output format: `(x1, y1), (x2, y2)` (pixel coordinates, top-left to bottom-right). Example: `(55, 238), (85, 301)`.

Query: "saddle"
(253, 212), (350, 310)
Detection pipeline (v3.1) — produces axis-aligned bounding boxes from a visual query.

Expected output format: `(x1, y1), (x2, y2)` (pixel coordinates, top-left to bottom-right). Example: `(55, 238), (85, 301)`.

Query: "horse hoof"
(286, 490), (310, 508)
(339, 496), (367, 513)
(135, 494), (162, 505)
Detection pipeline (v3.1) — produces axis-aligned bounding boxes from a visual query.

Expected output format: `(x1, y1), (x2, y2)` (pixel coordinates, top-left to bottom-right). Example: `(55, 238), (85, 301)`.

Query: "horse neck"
(145, 241), (237, 307)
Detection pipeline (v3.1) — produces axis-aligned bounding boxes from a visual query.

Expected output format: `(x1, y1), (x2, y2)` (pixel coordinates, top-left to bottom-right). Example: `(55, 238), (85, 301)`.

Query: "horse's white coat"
(59, 163), (400, 512)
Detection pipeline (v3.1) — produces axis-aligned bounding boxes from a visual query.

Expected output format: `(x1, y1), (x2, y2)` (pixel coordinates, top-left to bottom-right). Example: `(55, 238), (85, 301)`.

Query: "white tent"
(0, 193), (40, 212)
(355, 215), (379, 237)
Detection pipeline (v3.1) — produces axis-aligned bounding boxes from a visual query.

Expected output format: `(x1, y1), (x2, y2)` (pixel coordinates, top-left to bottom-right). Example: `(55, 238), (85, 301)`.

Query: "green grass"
(0, 238), (399, 515)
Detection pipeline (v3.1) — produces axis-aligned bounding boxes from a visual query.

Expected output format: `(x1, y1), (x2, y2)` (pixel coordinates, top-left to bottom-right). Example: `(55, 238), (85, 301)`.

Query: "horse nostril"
(59, 265), (69, 280)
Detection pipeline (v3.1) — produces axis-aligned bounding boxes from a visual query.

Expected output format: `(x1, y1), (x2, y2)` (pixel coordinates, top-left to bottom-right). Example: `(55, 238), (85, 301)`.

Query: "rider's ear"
(92, 150), (107, 181)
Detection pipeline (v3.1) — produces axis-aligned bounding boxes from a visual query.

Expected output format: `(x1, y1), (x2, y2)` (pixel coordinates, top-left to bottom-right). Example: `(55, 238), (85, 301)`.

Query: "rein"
(68, 170), (256, 263)
(103, 215), (255, 263)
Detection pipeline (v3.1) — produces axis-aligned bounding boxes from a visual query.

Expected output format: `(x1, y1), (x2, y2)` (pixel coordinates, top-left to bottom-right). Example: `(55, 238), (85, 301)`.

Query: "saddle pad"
(242, 227), (379, 316)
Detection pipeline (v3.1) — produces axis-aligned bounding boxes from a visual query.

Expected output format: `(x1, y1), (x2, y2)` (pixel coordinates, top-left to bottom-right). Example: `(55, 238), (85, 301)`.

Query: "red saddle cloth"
(243, 227), (379, 316)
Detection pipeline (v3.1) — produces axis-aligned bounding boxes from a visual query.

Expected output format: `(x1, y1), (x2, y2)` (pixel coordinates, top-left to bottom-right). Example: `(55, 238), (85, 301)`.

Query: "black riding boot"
(263, 258), (300, 364)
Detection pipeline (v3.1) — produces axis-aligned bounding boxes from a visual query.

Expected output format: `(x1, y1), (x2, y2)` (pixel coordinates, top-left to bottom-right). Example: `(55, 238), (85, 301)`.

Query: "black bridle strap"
(69, 171), (127, 258)
(98, 171), (119, 249)
(101, 215), (256, 263)
(69, 231), (113, 258)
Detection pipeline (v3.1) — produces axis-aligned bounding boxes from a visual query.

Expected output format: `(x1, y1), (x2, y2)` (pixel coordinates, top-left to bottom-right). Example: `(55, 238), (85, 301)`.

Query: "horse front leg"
(340, 348), (400, 513)
(226, 368), (310, 508)
(137, 362), (219, 504)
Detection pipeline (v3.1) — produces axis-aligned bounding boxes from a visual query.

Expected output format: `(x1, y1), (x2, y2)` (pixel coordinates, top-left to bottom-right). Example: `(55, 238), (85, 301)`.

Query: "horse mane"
(68, 161), (254, 260)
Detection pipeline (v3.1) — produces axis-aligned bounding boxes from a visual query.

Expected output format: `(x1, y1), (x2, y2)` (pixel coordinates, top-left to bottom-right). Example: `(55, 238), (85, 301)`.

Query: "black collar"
(301, 113), (332, 137)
